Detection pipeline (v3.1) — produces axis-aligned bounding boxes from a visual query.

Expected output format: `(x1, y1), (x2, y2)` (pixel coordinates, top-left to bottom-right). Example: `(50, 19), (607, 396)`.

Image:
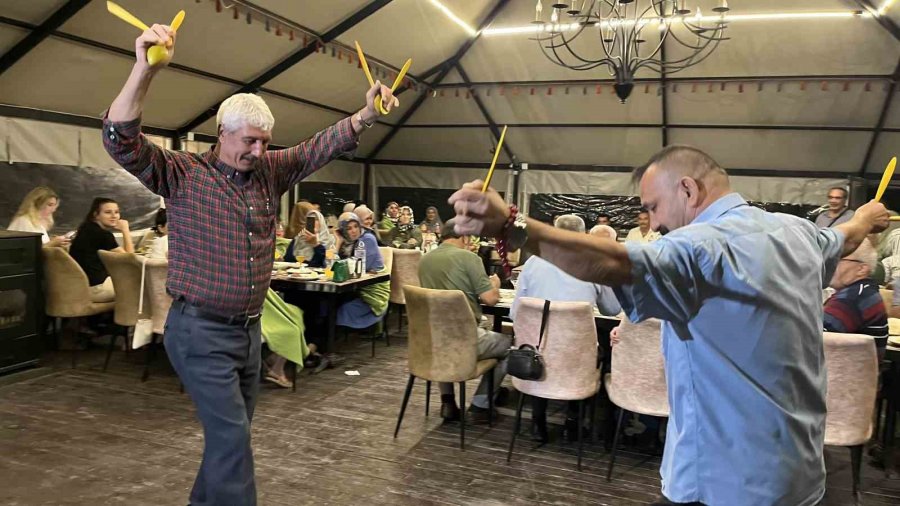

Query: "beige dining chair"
(99, 250), (149, 372)
(379, 246), (393, 274)
(141, 258), (172, 382)
(388, 249), (422, 335)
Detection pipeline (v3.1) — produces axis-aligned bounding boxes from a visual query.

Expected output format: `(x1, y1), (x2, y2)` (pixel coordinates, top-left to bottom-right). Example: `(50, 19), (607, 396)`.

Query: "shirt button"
(249, 206), (253, 210)
(249, 232), (253, 237)
(109, 134), (116, 141)
(108, 127), (114, 133)
(251, 285), (255, 289)
(250, 257), (254, 262)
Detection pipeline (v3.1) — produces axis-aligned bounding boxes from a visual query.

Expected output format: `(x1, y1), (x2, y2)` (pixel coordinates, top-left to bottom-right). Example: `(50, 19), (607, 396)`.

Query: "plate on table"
(889, 335), (900, 348)
(273, 261), (304, 270)
(288, 271), (320, 280)
(889, 318), (900, 337)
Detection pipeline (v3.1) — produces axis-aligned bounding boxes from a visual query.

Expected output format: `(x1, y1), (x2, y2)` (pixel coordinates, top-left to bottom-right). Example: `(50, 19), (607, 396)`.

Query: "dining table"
(269, 267), (390, 353)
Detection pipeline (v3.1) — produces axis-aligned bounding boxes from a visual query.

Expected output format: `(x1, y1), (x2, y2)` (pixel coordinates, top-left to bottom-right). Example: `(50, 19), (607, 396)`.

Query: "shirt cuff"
(613, 242), (653, 323)
(101, 110), (143, 142)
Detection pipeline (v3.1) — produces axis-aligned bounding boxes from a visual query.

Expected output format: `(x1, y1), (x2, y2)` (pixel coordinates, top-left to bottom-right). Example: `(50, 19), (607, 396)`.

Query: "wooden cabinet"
(0, 230), (42, 374)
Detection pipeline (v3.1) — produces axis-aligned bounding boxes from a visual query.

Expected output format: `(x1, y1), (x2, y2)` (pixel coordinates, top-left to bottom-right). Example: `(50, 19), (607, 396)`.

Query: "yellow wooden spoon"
(876, 156), (897, 202)
(354, 40), (410, 115)
(482, 125), (508, 192)
(106, 2), (184, 66)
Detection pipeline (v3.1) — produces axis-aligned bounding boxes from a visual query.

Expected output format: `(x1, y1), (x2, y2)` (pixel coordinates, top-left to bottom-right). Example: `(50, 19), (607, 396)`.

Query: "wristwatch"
(506, 213), (528, 251)
(356, 112), (375, 129)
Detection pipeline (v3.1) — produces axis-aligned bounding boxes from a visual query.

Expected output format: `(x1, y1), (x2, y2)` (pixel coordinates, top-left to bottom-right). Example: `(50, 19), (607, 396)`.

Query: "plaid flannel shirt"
(102, 114), (358, 317)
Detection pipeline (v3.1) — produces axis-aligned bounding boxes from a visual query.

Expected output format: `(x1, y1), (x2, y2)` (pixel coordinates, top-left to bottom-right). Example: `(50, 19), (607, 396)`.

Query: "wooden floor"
(2, 334), (900, 505)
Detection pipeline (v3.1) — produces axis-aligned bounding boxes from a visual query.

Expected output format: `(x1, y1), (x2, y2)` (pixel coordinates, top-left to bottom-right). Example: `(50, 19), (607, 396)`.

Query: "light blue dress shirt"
(510, 255), (621, 321)
(615, 193), (844, 506)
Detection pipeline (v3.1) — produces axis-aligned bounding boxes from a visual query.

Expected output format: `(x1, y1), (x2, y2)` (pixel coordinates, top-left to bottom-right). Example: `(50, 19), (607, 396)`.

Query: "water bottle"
(354, 239), (366, 275)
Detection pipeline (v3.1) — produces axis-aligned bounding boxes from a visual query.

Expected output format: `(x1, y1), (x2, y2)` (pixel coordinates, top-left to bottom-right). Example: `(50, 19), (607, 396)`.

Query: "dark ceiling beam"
(397, 123), (877, 132)
(858, 57), (900, 176)
(177, 0), (392, 136)
(431, 74), (893, 88)
(0, 0), (90, 77)
(456, 62), (515, 162)
(0, 104), (176, 137)
(365, 0), (511, 161)
(855, 0), (900, 41)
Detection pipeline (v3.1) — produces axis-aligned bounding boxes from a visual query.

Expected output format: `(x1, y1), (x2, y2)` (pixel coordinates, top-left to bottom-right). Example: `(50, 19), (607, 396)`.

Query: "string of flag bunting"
(205, 0), (421, 91)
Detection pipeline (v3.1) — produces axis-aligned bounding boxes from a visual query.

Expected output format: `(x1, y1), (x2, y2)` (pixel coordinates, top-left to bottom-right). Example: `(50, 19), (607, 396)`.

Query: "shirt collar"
(691, 192), (748, 225)
(206, 148), (254, 185)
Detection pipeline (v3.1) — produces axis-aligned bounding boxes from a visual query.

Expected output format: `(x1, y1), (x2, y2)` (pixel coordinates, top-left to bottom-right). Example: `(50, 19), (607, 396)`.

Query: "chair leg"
(589, 393), (598, 444)
(875, 395), (885, 440)
(394, 374), (416, 438)
(141, 334), (157, 382)
(607, 408), (627, 481)
(71, 317), (79, 369)
(851, 444), (863, 502)
(487, 369), (494, 428)
(459, 381), (466, 450)
(425, 380), (431, 416)
(577, 400), (585, 471)
(384, 323), (390, 347)
(291, 361), (298, 393)
(103, 330), (118, 372)
(507, 392), (526, 463)
(371, 328), (376, 358)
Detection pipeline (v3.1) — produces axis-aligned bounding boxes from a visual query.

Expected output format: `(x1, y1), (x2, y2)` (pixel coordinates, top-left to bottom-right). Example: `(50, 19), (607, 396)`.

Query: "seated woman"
(419, 206), (443, 235)
(388, 209), (422, 249)
(69, 198), (134, 302)
(146, 208), (169, 259)
(284, 202), (332, 267)
(8, 186), (70, 248)
(260, 288), (313, 388)
(334, 212), (390, 330)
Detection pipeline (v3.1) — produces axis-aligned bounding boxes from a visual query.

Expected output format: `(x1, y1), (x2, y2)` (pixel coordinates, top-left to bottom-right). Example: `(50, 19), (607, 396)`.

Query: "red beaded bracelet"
(495, 204), (518, 277)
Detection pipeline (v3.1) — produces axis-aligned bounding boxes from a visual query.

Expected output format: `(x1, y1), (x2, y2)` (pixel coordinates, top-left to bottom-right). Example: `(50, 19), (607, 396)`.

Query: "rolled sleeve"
(614, 238), (702, 324)
(101, 112), (185, 198)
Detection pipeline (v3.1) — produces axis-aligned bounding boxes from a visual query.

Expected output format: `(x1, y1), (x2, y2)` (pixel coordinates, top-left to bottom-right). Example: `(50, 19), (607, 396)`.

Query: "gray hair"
(847, 239), (877, 272)
(555, 214), (585, 233)
(217, 93), (275, 133)
(589, 224), (618, 241)
(633, 145), (729, 185)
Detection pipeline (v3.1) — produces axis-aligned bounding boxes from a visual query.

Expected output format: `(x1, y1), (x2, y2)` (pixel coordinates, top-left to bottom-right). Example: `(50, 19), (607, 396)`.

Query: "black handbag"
(507, 300), (551, 380)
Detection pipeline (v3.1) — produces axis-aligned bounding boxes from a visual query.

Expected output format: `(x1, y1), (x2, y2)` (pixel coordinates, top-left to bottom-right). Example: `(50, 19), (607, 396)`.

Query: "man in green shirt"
(419, 219), (510, 423)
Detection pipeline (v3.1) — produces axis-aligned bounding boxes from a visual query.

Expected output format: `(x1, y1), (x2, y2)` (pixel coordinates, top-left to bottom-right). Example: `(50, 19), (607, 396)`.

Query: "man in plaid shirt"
(103, 24), (397, 506)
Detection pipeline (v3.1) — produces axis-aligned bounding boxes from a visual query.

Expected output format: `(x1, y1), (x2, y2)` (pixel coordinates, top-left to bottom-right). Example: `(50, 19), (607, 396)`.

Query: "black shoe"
(466, 405), (498, 425)
(531, 420), (549, 444)
(324, 353), (346, 367)
(312, 356), (330, 374)
(441, 402), (460, 422)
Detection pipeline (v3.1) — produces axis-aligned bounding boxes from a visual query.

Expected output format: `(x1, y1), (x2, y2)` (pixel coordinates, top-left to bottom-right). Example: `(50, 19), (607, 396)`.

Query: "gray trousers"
(440, 328), (511, 408)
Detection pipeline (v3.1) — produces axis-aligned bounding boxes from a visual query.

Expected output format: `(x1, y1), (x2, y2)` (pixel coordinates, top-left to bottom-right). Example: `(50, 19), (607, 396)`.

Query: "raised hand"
(448, 180), (511, 237)
(136, 24), (176, 69)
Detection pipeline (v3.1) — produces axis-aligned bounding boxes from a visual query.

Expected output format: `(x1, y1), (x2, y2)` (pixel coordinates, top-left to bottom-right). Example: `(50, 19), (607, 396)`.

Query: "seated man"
(589, 224), (618, 241)
(510, 214), (622, 442)
(825, 240), (888, 353)
(418, 219), (511, 423)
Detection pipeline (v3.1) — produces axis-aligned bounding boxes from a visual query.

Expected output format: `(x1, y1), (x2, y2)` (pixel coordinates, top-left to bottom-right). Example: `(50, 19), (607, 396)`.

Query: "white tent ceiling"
(0, 0), (898, 176)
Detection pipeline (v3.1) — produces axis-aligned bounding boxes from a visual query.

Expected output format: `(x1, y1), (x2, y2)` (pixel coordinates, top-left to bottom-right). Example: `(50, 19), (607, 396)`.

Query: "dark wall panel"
(295, 182), (360, 217)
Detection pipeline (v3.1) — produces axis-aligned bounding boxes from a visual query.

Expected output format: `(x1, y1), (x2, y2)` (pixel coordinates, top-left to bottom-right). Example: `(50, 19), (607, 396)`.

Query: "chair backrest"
(144, 258), (172, 335)
(390, 249), (422, 304)
(607, 317), (669, 417)
(379, 246), (393, 274)
(403, 285), (479, 382)
(512, 297), (600, 401)
(99, 250), (148, 326)
(42, 247), (96, 317)
(823, 332), (878, 446)
(880, 288), (893, 311)
(376, 228), (390, 245)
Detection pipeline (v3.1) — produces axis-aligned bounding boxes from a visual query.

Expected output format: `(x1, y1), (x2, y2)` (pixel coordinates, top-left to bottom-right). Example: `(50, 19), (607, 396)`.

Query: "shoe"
(323, 353), (347, 367)
(466, 405), (498, 425)
(264, 373), (292, 389)
(312, 356), (330, 374)
(531, 420), (549, 444)
(440, 402), (460, 422)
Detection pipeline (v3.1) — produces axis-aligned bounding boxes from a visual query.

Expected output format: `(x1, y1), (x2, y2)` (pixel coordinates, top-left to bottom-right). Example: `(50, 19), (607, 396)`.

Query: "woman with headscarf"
(334, 212), (390, 330)
(353, 205), (377, 231)
(379, 201), (400, 231)
(388, 207), (422, 249)
(419, 206), (443, 235)
(284, 207), (334, 267)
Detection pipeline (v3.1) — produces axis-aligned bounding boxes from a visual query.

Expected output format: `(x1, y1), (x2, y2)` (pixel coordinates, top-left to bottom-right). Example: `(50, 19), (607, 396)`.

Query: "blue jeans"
(164, 307), (262, 506)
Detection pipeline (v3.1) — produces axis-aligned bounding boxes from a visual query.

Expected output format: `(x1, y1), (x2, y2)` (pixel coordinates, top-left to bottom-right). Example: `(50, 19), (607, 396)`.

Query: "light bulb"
(551, 9), (559, 23)
(695, 7), (703, 20)
(535, 0), (543, 21)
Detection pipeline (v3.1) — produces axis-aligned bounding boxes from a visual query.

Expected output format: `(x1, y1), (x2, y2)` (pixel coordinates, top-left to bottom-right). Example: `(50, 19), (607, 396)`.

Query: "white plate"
(273, 262), (303, 270)
(289, 272), (320, 280)
(889, 335), (900, 347)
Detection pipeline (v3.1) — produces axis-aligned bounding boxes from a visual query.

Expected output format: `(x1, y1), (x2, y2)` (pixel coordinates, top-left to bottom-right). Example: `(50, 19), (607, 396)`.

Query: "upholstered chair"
(387, 249), (422, 334)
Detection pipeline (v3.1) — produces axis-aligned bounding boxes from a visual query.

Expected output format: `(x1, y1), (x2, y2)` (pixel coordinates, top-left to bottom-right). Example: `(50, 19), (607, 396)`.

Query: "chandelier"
(531, 0), (731, 102)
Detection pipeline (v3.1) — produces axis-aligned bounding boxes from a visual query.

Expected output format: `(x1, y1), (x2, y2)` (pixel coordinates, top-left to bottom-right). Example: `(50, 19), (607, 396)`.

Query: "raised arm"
(449, 181), (633, 286)
(104, 25), (186, 198)
(271, 81), (399, 194)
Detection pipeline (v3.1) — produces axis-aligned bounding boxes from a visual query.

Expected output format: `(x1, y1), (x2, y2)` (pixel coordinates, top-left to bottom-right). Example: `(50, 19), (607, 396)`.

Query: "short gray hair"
(217, 93), (275, 133)
(555, 214), (585, 233)
(589, 224), (618, 241)
(847, 239), (877, 272)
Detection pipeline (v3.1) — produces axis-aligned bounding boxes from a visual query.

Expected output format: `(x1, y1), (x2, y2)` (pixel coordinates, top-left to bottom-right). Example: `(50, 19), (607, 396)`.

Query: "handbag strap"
(137, 256), (147, 315)
(536, 300), (551, 351)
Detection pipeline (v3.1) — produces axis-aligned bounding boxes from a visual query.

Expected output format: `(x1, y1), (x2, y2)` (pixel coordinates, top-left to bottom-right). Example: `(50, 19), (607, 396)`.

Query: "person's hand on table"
(448, 181), (510, 237)
(406, 238), (418, 246)
(46, 235), (71, 248)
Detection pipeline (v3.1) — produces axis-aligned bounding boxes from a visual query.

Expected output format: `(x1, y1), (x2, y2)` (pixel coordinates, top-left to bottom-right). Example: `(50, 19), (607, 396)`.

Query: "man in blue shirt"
(449, 145), (888, 505)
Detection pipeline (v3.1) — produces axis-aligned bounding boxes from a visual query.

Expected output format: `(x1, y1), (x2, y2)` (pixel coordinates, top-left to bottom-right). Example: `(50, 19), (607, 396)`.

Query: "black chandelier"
(531, 0), (731, 102)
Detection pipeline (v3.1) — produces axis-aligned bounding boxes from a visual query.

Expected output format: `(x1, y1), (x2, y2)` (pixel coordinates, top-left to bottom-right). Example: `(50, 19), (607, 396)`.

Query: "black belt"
(172, 299), (261, 328)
